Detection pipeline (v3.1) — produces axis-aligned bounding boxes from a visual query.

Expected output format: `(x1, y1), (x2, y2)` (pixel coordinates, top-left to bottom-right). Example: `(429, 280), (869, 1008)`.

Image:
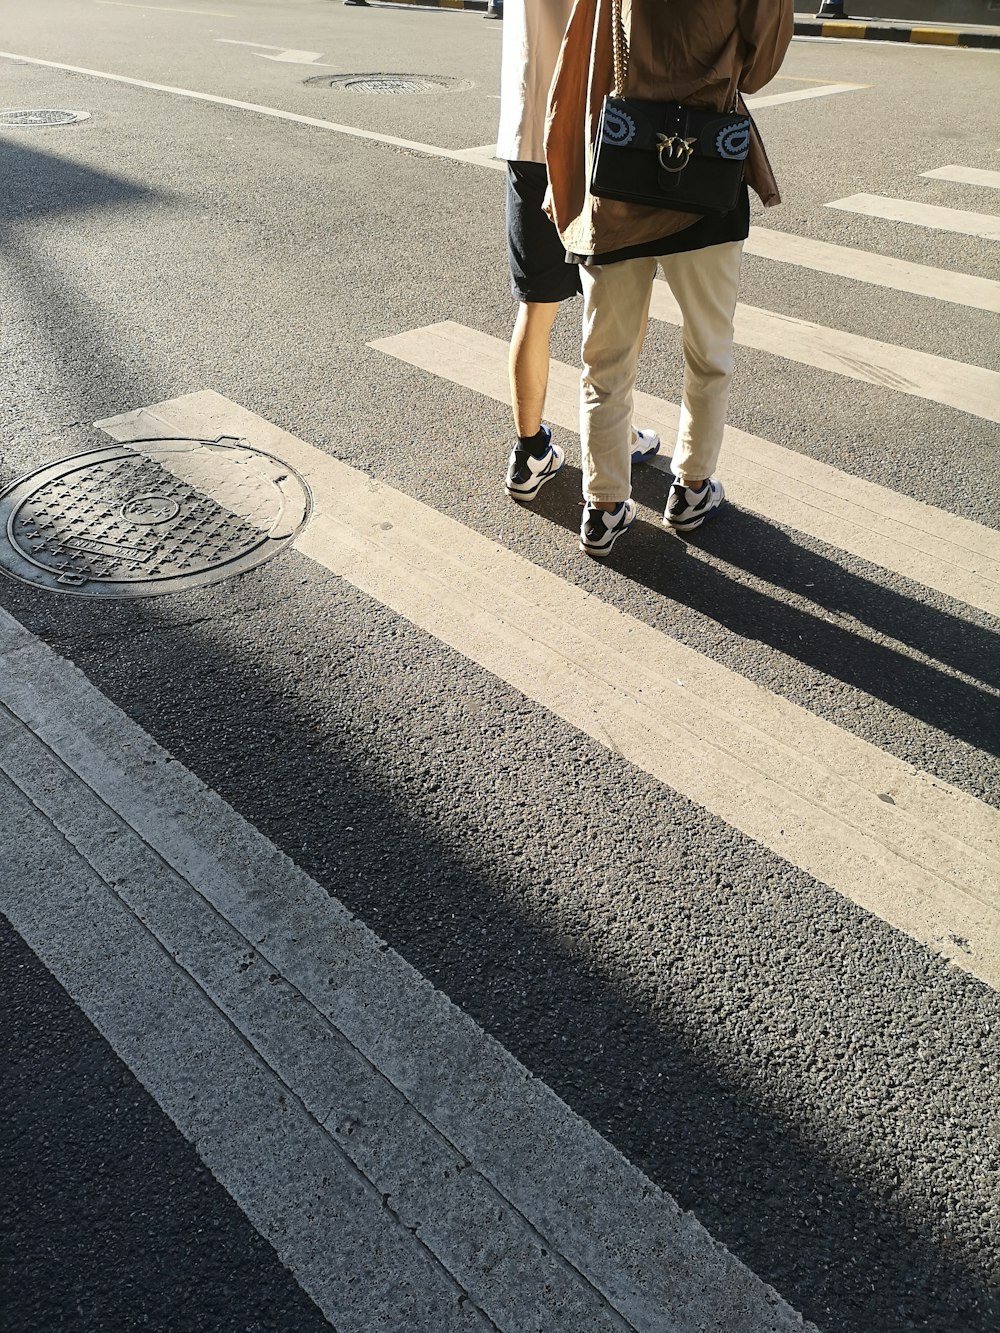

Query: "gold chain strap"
(610, 0), (629, 98)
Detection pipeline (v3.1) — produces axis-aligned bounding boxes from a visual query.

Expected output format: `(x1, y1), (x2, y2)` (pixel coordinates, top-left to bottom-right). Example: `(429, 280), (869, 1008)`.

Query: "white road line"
(0, 52), (866, 173)
(0, 608), (812, 1333)
(745, 227), (1000, 313)
(745, 82), (867, 109)
(449, 143), (506, 171)
(827, 194), (1000, 241)
(0, 52), (478, 164)
(770, 73), (864, 84)
(648, 283), (1000, 425)
(94, 1), (235, 14)
(371, 321), (1000, 619)
(97, 390), (1000, 989)
(921, 165), (1000, 190)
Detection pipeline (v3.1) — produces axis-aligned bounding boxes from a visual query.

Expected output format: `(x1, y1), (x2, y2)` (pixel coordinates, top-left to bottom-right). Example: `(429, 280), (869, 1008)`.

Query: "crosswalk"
(69, 144), (1000, 1330)
(372, 322), (1000, 618)
(94, 387), (1000, 992)
(359, 149), (1000, 986)
(87, 147), (1000, 991)
(2, 47), (998, 1332)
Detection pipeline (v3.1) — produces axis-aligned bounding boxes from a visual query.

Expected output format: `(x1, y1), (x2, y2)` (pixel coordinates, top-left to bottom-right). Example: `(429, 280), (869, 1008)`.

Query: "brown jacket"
(545, 0), (793, 255)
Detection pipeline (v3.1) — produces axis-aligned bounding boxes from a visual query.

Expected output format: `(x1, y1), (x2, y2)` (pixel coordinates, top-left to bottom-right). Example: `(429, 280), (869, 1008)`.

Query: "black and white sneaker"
(579, 499), (637, 557)
(663, 477), (724, 532)
(631, 428), (661, 464)
(505, 427), (565, 502)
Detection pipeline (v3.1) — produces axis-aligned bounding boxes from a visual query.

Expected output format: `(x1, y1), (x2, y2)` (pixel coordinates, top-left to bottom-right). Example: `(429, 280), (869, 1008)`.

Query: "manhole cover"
(305, 73), (470, 95)
(0, 437), (311, 598)
(0, 109), (91, 128)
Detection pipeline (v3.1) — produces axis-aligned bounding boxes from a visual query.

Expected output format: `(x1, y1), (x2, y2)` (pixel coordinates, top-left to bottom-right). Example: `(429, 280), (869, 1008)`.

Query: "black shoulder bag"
(590, 0), (751, 216)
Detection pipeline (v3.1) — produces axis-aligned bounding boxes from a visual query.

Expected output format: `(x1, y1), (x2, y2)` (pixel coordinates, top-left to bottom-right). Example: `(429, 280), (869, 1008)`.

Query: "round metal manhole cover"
(0, 437), (311, 599)
(0, 109), (91, 128)
(305, 73), (471, 95)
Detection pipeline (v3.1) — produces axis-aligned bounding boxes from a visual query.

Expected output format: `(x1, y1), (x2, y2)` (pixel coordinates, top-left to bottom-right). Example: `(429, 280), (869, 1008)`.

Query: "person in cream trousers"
(545, 0), (793, 555)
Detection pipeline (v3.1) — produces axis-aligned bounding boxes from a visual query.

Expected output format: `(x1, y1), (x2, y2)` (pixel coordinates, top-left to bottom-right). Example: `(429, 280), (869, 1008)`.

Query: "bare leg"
(509, 300), (561, 438)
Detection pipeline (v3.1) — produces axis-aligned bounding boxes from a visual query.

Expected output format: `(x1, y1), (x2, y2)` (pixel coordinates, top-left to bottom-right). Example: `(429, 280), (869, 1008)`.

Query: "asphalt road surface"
(1, 3), (998, 1331)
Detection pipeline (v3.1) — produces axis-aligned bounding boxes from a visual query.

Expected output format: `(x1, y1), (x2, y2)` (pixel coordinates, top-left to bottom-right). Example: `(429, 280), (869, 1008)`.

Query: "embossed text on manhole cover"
(305, 73), (471, 95)
(0, 437), (311, 598)
(0, 109), (91, 128)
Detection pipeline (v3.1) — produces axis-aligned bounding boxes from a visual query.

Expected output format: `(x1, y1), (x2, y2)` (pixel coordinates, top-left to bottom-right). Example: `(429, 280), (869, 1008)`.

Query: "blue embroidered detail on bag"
(602, 106), (637, 147)
(715, 119), (751, 160)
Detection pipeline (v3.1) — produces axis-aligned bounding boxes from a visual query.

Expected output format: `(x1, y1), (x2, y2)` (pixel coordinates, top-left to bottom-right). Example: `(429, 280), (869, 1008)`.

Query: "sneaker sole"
(505, 457), (565, 503)
(663, 482), (725, 532)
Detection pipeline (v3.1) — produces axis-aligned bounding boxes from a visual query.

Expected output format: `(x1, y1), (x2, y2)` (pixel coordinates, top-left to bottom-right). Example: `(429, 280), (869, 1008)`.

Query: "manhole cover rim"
(0, 108), (91, 127)
(0, 438), (312, 599)
(304, 72), (472, 94)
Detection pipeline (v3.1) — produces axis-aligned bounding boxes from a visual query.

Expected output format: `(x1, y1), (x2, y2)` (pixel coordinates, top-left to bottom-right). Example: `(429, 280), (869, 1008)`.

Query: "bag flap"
(599, 98), (752, 162)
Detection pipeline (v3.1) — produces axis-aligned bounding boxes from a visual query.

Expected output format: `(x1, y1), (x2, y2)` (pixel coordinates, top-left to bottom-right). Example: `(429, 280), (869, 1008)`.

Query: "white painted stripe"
(745, 82), (867, 108)
(771, 73), (864, 84)
(648, 283), (1000, 425)
(827, 194), (1000, 241)
(0, 52), (479, 164)
(94, 1), (236, 13)
(97, 390), (1000, 989)
(0, 609), (811, 1332)
(370, 321), (1000, 619)
(745, 227), (1000, 313)
(921, 165), (1000, 190)
(449, 143), (507, 171)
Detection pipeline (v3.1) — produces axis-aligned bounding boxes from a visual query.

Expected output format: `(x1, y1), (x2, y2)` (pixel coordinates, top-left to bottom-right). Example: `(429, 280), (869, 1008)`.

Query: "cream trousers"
(578, 240), (744, 502)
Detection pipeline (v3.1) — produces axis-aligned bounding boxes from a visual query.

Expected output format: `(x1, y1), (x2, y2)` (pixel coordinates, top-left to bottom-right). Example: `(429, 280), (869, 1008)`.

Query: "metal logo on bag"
(602, 105), (637, 147)
(656, 134), (696, 173)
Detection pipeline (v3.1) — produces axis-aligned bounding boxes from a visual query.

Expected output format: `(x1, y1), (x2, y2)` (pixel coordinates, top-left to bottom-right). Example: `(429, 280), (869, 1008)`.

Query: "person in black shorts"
(502, 159), (581, 500)
(497, 1), (659, 505)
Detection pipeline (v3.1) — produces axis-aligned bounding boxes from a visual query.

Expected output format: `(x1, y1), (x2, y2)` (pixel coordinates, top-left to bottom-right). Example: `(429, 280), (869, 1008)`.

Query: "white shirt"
(496, 0), (576, 163)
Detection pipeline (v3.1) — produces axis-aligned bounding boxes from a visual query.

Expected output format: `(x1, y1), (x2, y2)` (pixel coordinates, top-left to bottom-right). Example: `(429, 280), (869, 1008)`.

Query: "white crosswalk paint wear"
(96, 392), (1000, 990)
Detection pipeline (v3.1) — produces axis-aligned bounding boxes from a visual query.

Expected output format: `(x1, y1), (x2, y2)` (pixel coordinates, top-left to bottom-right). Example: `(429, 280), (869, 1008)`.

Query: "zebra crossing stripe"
(96, 390), (1000, 990)
(647, 284), (1000, 426)
(921, 165), (1000, 191)
(370, 321), (1000, 620)
(744, 227), (1000, 313)
(826, 194), (1000, 240)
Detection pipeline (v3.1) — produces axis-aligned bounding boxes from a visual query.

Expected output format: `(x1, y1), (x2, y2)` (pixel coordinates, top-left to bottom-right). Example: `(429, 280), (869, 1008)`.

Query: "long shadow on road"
(2, 551), (996, 1333)
(549, 463), (1000, 764)
(2, 139), (997, 1333)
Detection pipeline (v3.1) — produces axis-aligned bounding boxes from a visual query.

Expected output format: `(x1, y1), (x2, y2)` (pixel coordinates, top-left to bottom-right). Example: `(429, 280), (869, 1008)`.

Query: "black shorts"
(506, 160), (582, 304)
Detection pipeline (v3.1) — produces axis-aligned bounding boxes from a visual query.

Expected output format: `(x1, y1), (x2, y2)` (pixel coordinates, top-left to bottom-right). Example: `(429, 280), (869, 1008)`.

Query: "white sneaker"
(505, 426), (565, 502)
(579, 499), (637, 557)
(631, 428), (661, 464)
(663, 477), (725, 531)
